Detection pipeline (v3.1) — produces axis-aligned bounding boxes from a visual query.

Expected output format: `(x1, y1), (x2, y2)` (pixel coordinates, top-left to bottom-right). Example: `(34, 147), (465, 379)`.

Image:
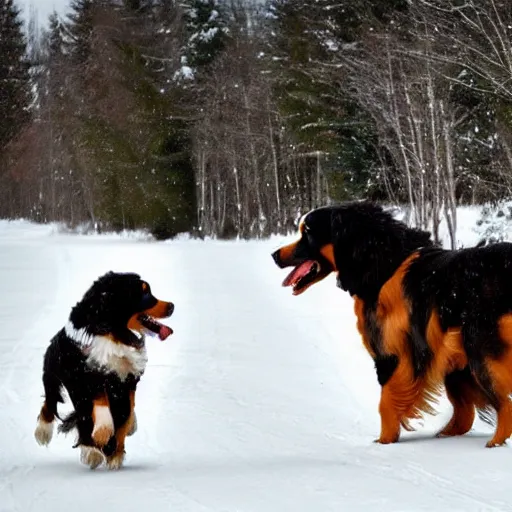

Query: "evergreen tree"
(0, 0), (31, 151)
(266, 0), (407, 202)
(70, 1), (197, 237)
(47, 11), (65, 58)
(65, 0), (95, 65)
(180, 0), (229, 77)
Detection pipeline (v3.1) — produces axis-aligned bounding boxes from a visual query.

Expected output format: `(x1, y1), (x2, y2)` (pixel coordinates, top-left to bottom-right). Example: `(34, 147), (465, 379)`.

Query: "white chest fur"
(65, 322), (148, 380)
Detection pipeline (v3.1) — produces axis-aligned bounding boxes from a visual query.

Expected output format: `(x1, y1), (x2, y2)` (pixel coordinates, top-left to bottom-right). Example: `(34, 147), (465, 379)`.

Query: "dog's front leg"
(374, 356), (416, 444)
(92, 393), (115, 448)
(376, 384), (401, 444)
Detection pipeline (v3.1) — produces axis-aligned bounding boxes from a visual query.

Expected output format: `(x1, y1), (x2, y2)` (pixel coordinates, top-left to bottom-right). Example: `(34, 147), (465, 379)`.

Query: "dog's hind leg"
(106, 390), (135, 470)
(464, 316), (512, 447)
(438, 367), (478, 437)
(35, 368), (63, 446)
(473, 358), (512, 448)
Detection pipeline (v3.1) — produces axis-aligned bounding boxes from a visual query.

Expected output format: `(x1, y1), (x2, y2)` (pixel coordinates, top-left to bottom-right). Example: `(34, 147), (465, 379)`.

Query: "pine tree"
(47, 11), (65, 58)
(180, 0), (229, 77)
(65, 0), (95, 65)
(0, 0), (31, 151)
(266, 0), (408, 203)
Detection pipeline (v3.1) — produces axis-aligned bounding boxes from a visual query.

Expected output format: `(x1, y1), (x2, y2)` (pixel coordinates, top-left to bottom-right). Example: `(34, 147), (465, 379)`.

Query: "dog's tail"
(58, 411), (78, 434)
(477, 405), (497, 427)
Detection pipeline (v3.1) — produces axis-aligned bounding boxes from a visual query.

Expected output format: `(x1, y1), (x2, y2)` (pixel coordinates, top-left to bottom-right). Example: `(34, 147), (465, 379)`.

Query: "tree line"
(1, 0), (512, 243)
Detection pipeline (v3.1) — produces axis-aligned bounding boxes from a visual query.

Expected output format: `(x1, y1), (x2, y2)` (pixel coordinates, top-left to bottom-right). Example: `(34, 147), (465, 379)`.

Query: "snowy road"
(1, 222), (512, 511)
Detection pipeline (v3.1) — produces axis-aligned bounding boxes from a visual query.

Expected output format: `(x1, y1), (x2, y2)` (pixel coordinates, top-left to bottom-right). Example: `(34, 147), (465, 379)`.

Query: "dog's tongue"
(159, 325), (173, 340)
(282, 260), (316, 287)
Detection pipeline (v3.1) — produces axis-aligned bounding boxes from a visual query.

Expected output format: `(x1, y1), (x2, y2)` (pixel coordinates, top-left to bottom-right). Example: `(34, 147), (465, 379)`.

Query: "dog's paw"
(373, 435), (399, 445)
(80, 446), (105, 469)
(106, 451), (125, 470)
(485, 439), (508, 448)
(34, 416), (54, 446)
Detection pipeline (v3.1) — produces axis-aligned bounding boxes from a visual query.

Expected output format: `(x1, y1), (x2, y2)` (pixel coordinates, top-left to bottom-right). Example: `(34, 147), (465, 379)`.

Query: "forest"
(1, 0), (512, 244)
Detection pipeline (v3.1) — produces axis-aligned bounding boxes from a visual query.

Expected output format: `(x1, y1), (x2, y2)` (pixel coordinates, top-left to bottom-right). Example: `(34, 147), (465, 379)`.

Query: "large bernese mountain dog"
(272, 201), (512, 448)
(34, 271), (174, 469)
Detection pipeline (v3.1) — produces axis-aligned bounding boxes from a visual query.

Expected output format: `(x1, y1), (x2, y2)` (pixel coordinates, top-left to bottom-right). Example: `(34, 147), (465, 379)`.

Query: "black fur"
(375, 355), (399, 386)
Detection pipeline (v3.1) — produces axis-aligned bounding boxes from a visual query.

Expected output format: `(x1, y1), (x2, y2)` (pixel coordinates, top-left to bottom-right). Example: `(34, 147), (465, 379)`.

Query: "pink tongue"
(282, 261), (316, 287)
(159, 325), (173, 340)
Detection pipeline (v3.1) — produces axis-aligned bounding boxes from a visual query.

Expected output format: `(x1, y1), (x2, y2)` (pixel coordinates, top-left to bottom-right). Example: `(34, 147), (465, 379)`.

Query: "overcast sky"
(17, 0), (71, 28)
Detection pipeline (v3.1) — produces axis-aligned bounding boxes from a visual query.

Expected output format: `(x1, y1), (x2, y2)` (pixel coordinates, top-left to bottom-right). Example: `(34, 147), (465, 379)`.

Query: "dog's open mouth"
(282, 260), (322, 295)
(138, 314), (173, 340)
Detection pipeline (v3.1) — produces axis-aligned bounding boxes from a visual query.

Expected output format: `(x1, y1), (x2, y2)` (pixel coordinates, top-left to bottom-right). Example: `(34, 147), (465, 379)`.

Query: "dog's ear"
(69, 272), (143, 333)
(330, 203), (432, 298)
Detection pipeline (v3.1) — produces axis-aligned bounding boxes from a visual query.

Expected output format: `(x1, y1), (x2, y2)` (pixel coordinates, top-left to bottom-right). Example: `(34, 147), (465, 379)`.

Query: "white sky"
(17, 0), (71, 28)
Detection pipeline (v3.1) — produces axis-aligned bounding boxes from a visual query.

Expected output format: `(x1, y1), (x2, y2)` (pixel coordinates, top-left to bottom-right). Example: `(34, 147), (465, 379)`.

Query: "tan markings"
(376, 355), (443, 441)
(275, 240), (299, 266)
(92, 395), (114, 447)
(127, 411), (137, 437)
(377, 381), (402, 444)
(298, 217), (306, 234)
(484, 352), (512, 447)
(127, 315), (143, 332)
(499, 314), (512, 344)
(426, 310), (467, 379)
(439, 401), (475, 437)
(353, 296), (376, 359)
(484, 394), (512, 447)
(377, 252), (419, 356)
(144, 300), (172, 318)
(478, 313), (512, 446)
(106, 390), (135, 470)
(375, 253), (445, 438)
(438, 372), (488, 438)
(128, 300), (173, 333)
(142, 282), (148, 292)
(40, 402), (55, 423)
(319, 243), (337, 270)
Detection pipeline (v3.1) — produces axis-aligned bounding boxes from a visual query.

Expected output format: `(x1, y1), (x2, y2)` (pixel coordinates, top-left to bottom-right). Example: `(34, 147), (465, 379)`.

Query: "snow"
(1, 216), (512, 511)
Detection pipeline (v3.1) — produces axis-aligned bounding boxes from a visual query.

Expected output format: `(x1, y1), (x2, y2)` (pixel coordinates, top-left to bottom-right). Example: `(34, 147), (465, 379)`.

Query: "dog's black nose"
(167, 302), (175, 316)
(272, 249), (282, 267)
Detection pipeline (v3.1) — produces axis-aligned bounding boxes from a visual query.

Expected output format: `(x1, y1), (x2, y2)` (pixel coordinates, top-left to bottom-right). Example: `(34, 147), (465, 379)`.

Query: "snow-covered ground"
(1, 217), (512, 512)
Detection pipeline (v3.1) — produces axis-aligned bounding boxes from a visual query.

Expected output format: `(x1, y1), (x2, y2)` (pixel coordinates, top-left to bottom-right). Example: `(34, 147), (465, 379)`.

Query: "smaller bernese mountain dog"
(34, 271), (174, 470)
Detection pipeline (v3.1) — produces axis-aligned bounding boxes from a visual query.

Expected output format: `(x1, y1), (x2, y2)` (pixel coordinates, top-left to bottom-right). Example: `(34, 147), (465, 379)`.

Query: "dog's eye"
(142, 282), (150, 293)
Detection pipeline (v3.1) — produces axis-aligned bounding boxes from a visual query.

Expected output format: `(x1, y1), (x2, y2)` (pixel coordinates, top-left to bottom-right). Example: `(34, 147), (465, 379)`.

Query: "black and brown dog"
(34, 271), (174, 469)
(272, 201), (512, 447)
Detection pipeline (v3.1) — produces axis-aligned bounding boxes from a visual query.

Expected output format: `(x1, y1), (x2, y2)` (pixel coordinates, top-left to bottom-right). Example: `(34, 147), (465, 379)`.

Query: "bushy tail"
(58, 411), (78, 434)
(477, 405), (496, 427)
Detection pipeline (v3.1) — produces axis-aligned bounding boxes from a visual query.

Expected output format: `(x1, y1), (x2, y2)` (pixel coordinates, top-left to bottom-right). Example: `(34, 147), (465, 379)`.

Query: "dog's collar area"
(129, 330), (146, 349)
(85, 336), (148, 380)
(65, 321), (148, 379)
(65, 321), (145, 354)
(64, 321), (97, 349)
